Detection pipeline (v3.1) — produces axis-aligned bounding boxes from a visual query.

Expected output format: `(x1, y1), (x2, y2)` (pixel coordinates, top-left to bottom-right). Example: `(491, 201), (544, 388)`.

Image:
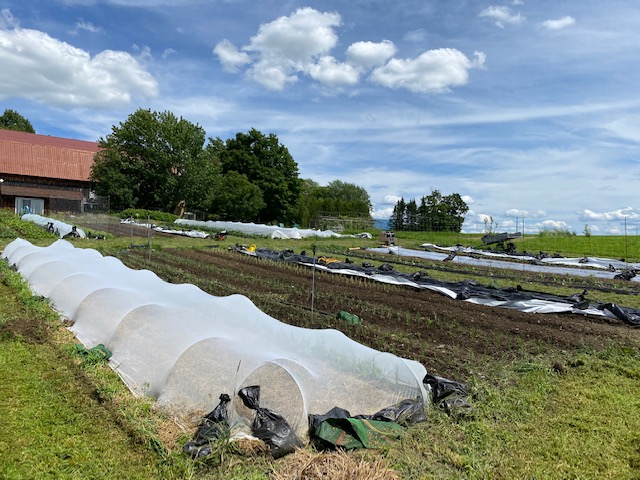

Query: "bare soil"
(98, 221), (640, 382)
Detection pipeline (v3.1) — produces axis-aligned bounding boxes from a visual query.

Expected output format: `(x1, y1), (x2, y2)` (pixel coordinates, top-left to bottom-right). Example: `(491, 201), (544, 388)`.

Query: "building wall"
(0, 174), (89, 213)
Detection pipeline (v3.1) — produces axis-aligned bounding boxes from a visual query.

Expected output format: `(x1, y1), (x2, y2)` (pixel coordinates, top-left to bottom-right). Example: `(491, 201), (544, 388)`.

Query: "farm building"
(0, 129), (104, 214)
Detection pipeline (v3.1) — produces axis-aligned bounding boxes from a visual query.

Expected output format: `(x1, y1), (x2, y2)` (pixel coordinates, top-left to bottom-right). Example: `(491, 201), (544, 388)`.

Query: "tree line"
(88, 109), (373, 227)
(388, 190), (468, 232)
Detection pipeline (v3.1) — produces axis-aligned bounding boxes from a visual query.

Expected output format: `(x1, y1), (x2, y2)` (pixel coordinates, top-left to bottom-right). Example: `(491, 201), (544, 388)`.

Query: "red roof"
(0, 129), (100, 182)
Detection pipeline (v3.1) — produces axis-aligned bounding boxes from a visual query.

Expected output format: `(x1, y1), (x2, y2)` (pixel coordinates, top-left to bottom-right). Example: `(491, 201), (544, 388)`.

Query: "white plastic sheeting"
(2, 238), (426, 439)
(120, 217), (209, 238)
(421, 243), (640, 272)
(175, 218), (372, 239)
(373, 246), (640, 283)
(21, 214), (86, 239)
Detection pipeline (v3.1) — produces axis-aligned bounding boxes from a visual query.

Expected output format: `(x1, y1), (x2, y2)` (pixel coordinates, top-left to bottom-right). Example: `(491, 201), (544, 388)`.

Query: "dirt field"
(98, 222), (640, 382)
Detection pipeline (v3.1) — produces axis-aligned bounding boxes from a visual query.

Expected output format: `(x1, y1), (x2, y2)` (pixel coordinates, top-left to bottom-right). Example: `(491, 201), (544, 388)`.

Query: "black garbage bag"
(238, 385), (303, 459)
(183, 393), (231, 458)
(423, 373), (473, 415)
(308, 406), (352, 432)
(368, 397), (426, 425)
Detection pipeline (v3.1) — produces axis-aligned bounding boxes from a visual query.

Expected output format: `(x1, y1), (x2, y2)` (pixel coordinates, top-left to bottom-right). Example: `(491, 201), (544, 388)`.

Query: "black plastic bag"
(308, 406), (352, 432)
(368, 397), (426, 425)
(423, 373), (473, 415)
(238, 385), (303, 458)
(183, 393), (230, 458)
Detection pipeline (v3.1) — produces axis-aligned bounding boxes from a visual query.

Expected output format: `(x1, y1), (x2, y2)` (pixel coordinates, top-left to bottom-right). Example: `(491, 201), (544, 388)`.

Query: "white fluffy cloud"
(214, 7), (483, 93)
(241, 7), (341, 90)
(346, 40), (396, 70)
(581, 208), (640, 221)
(479, 6), (525, 28)
(370, 49), (484, 94)
(541, 16), (575, 30)
(213, 39), (251, 73)
(0, 25), (158, 108)
(539, 219), (570, 230)
(307, 56), (360, 86)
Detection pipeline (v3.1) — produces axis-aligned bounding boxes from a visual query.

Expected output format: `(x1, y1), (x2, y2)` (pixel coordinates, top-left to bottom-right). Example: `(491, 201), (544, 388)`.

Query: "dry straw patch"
(271, 448), (399, 480)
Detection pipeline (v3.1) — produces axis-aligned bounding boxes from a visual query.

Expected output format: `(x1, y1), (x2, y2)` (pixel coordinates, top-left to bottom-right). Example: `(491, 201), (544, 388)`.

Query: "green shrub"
(537, 227), (576, 238)
(119, 209), (178, 224)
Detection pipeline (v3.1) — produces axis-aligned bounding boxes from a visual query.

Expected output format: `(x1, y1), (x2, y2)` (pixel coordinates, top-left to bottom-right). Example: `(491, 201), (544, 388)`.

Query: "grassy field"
(1, 210), (640, 479)
(393, 230), (640, 263)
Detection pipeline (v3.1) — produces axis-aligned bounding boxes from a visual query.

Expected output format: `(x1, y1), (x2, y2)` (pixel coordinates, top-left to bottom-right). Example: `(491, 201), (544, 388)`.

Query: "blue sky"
(1, 0), (639, 234)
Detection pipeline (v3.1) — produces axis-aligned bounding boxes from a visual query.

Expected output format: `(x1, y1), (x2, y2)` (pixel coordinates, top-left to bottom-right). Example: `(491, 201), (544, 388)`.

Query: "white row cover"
(120, 218), (209, 238)
(2, 238), (426, 440)
(21, 214), (86, 239)
(175, 218), (372, 239)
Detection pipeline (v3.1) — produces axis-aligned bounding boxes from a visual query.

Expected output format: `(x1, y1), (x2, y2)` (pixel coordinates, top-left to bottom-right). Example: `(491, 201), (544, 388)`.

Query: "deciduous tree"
(0, 109), (35, 133)
(210, 129), (301, 224)
(90, 109), (217, 212)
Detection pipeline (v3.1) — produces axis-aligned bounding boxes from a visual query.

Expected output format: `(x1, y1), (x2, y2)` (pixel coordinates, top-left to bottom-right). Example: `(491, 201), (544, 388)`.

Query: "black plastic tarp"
(236, 247), (640, 326)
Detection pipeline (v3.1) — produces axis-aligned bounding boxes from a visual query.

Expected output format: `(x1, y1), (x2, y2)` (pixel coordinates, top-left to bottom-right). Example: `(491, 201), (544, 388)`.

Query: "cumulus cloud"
(0, 22), (158, 108)
(479, 6), (525, 28)
(462, 195), (474, 204)
(213, 39), (252, 73)
(241, 7), (341, 90)
(541, 16), (575, 30)
(307, 56), (359, 86)
(346, 40), (396, 70)
(581, 207), (640, 221)
(370, 49), (484, 94)
(539, 219), (570, 230)
(214, 7), (482, 93)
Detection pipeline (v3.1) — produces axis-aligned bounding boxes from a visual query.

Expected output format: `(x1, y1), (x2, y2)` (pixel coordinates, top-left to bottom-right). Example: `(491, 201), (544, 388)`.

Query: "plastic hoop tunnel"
(2, 238), (427, 439)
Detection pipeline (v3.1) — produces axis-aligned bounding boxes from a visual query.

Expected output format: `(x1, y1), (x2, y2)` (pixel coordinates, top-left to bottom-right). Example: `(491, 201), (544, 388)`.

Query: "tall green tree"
(294, 179), (372, 228)
(388, 197), (406, 231)
(405, 199), (418, 231)
(0, 109), (35, 133)
(90, 109), (217, 212)
(392, 190), (468, 232)
(442, 192), (468, 232)
(323, 180), (372, 214)
(294, 178), (321, 227)
(211, 171), (265, 222)
(210, 129), (301, 224)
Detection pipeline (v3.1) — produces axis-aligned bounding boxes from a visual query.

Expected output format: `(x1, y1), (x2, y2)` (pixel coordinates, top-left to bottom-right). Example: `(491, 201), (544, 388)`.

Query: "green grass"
(395, 229), (640, 262)
(391, 350), (640, 479)
(0, 260), (276, 479)
(0, 263), (172, 479)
